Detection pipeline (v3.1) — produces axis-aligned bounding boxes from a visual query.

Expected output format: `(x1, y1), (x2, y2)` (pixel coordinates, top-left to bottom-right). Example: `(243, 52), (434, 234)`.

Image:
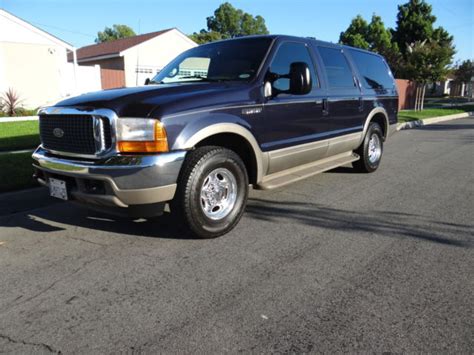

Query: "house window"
(135, 67), (154, 74)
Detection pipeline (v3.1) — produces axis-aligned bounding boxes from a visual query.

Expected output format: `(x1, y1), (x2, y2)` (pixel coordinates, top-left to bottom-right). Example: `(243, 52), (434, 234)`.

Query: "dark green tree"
(189, 30), (223, 45)
(367, 15), (402, 75)
(393, 0), (455, 109)
(240, 14), (268, 37)
(392, 0), (453, 54)
(206, 2), (243, 38)
(403, 40), (454, 109)
(393, 0), (430, 47)
(95, 24), (136, 43)
(189, 2), (269, 44)
(339, 0), (455, 108)
(340, 14), (401, 75)
(339, 15), (370, 49)
(454, 59), (474, 84)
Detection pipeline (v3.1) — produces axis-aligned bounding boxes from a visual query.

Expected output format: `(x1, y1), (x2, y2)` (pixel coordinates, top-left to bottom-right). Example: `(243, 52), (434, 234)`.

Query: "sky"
(2, 0), (473, 62)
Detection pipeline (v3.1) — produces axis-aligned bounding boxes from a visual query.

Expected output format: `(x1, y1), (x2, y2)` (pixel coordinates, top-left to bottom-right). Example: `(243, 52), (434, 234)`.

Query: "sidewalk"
(397, 111), (474, 131)
(0, 148), (35, 156)
(0, 116), (38, 123)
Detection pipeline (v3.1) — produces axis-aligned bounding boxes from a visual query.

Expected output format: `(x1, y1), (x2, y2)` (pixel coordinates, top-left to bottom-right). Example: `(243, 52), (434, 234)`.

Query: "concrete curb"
(0, 149), (35, 156)
(0, 116), (38, 123)
(397, 111), (474, 131)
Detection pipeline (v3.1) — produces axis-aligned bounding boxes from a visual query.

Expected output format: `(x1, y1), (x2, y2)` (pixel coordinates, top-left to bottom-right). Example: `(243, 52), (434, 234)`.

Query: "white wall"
(0, 41), (101, 108)
(60, 63), (102, 99)
(0, 10), (102, 108)
(0, 10), (71, 48)
(0, 43), (6, 95)
(1, 41), (65, 108)
(122, 29), (197, 87)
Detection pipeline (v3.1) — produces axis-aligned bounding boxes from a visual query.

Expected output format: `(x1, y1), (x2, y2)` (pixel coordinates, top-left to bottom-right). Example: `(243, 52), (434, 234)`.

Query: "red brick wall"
(396, 79), (416, 110)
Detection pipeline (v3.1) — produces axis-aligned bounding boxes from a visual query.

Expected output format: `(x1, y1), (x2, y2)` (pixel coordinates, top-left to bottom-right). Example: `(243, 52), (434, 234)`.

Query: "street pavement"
(0, 118), (472, 353)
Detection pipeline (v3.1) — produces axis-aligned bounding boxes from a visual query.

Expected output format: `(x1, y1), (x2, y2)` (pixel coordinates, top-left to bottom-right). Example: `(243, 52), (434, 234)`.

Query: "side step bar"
(257, 151), (360, 190)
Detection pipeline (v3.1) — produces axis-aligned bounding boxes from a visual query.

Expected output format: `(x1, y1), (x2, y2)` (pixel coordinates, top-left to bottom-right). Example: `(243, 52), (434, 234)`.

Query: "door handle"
(322, 98), (329, 116)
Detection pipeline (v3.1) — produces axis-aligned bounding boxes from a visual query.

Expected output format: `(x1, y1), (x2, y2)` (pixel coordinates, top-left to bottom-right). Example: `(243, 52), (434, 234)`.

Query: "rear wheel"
(353, 122), (384, 173)
(173, 146), (248, 238)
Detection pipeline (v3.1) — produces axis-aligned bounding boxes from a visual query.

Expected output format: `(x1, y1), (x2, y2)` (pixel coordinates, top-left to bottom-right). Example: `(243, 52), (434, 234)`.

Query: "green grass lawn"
(0, 120), (40, 152)
(398, 104), (474, 123)
(0, 108), (38, 117)
(0, 151), (37, 192)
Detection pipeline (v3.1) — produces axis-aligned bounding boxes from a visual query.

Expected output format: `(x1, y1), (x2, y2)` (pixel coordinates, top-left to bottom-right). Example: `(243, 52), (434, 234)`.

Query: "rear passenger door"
(315, 46), (364, 137)
(347, 49), (398, 123)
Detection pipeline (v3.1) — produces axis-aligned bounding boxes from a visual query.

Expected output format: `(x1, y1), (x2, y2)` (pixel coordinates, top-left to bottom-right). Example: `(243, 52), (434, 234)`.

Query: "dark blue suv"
(33, 35), (398, 238)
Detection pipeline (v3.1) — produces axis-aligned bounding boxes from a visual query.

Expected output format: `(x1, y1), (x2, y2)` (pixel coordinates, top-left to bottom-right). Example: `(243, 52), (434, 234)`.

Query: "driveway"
(0, 118), (472, 353)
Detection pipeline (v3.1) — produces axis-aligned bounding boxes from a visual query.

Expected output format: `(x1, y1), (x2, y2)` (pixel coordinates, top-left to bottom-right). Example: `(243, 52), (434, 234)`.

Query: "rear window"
(317, 47), (354, 88)
(349, 50), (394, 90)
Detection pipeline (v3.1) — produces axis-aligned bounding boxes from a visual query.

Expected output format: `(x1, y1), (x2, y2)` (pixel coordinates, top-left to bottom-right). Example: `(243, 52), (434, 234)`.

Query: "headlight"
(116, 118), (168, 153)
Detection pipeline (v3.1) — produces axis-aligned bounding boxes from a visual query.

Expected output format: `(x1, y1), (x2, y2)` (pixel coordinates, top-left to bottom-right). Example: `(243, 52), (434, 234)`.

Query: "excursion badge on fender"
(242, 107), (263, 115)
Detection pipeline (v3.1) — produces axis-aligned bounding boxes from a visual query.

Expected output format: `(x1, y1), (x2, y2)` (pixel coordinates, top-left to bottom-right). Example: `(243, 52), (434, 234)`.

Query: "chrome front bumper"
(32, 147), (187, 209)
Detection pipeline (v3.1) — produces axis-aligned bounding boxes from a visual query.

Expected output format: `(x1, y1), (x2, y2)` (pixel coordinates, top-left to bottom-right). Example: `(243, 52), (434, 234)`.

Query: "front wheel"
(353, 122), (384, 173)
(172, 146), (249, 238)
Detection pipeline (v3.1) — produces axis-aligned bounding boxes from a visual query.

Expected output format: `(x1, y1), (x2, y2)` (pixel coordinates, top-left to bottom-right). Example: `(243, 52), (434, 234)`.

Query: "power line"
(28, 20), (96, 38)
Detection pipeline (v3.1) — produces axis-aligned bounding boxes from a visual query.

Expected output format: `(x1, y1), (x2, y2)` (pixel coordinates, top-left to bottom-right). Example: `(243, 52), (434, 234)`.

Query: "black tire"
(353, 122), (384, 173)
(172, 146), (249, 238)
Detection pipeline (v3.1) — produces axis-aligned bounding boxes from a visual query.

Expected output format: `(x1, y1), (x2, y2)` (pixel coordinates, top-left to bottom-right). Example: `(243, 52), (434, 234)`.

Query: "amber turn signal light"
(117, 120), (169, 153)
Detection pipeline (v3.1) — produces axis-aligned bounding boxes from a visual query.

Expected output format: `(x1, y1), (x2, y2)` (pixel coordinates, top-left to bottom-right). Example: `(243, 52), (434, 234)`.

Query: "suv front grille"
(39, 114), (111, 155)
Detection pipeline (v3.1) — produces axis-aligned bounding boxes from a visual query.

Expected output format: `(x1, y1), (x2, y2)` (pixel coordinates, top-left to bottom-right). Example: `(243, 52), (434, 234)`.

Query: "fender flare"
(358, 107), (390, 145)
(174, 122), (267, 183)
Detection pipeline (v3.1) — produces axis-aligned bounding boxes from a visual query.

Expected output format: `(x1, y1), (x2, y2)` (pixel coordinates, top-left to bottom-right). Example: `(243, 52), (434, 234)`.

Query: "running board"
(257, 151), (360, 190)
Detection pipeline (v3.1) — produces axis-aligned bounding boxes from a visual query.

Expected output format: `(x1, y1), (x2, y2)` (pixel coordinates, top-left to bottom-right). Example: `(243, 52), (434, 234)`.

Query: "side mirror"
(144, 78), (151, 85)
(289, 62), (312, 95)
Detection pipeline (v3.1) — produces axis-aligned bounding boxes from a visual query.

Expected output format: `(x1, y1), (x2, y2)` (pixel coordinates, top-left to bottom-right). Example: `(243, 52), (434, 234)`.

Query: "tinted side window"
(269, 42), (318, 92)
(318, 47), (354, 88)
(349, 50), (394, 89)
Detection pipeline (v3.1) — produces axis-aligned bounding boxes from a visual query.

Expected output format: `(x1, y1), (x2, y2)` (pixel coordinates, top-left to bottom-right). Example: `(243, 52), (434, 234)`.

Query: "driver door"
(260, 41), (328, 174)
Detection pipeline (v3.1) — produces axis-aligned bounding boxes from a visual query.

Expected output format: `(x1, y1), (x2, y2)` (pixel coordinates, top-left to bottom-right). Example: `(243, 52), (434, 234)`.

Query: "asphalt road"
(0, 118), (473, 353)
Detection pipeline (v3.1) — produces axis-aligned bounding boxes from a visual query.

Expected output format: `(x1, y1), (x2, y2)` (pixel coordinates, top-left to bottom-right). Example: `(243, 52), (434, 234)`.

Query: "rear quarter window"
(349, 50), (395, 90)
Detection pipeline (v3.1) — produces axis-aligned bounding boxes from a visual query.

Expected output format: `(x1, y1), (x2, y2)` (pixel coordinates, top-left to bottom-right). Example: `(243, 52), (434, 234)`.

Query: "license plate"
(49, 178), (68, 200)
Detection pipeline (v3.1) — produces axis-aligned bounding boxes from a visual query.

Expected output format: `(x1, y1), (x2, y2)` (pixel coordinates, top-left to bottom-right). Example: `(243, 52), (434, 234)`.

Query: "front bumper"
(32, 147), (186, 210)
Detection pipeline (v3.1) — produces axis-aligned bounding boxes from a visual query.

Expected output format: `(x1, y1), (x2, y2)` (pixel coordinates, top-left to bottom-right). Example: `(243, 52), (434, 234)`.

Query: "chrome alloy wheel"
(368, 133), (382, 164)
(200, 168), (238, 220)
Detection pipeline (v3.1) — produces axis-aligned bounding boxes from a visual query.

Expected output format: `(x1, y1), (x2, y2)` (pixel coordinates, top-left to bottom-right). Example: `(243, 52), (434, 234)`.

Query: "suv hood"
(55, 82), (252, 118)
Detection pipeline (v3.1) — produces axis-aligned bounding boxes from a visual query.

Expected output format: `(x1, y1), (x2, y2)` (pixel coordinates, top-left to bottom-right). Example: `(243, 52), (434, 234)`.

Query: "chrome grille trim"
(38, 107), (118, 160)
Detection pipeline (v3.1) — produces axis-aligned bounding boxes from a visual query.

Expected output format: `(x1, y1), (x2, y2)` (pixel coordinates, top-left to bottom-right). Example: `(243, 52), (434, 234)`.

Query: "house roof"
(0, 8), (74, 50)
(75, 28), (174, 61)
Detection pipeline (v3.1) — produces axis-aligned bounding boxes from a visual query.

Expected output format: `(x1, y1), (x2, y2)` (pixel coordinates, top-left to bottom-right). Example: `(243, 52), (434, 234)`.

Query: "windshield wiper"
(179, 75), (226, 82)
(152, 76), (232, 85)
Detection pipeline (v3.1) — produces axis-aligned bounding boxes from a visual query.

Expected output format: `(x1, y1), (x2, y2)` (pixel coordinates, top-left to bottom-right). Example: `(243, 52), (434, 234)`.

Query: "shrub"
(1, 88), (23, 116)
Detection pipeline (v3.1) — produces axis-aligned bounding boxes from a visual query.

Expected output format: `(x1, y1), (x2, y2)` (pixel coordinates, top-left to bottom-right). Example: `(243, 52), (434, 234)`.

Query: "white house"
(73, 28), (197, 89)
(0, 9), (101, 109)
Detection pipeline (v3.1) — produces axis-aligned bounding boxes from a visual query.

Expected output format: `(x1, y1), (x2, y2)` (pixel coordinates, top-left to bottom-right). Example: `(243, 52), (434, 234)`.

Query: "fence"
(395, 79), (416, 110)
(101, 69), (125, 89)
(60, 63), (102, 99)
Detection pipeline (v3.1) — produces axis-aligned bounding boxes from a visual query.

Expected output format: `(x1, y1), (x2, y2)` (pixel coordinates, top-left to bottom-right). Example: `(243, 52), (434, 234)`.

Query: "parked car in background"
(33, 35), (398, 238)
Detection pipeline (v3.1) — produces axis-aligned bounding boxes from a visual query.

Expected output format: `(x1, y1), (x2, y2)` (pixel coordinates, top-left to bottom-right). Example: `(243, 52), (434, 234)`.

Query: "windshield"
(151, 37), (273, 84)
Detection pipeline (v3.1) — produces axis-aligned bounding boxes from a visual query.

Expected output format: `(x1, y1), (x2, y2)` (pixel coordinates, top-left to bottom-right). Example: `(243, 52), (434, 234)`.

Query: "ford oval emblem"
(53, 128), (64, 138)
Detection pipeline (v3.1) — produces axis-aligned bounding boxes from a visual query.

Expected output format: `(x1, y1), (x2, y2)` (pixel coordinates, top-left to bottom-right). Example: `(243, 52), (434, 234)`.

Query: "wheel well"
(195, 133), (258, 184)
(370, 113), (388, 140)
